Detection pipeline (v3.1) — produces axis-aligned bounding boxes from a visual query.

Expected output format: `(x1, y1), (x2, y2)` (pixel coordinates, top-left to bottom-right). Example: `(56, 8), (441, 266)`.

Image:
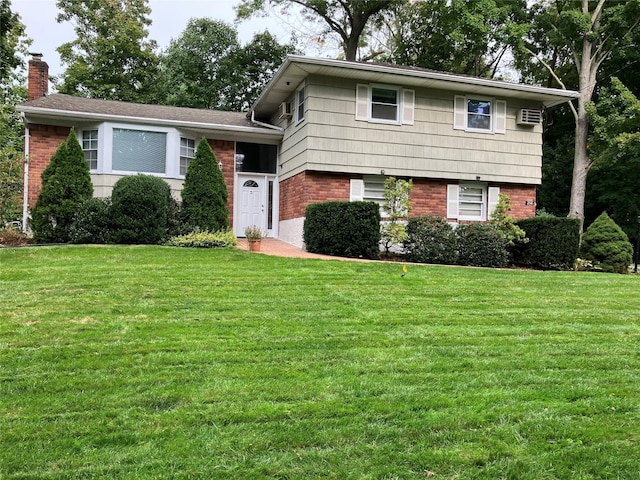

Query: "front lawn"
(1, 246), (639, 479)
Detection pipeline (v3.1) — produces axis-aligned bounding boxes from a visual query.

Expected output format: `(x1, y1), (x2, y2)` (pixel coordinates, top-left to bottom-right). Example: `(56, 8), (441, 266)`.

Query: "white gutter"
(17, 106), (284, 137)
(250, 110), (283, 131)
(21, 115), (29, 233)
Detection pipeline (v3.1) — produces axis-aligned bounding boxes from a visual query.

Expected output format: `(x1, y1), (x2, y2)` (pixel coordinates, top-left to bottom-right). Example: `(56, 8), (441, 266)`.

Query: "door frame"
(234, 173), (278, 238)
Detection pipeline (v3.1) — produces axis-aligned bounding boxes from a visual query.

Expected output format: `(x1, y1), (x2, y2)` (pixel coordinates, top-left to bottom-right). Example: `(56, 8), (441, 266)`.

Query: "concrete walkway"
(236, 238), (373, 262)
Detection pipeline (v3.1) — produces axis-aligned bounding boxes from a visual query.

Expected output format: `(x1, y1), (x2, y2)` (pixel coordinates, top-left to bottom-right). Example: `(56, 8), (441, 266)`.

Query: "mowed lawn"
(1, 246), (639, 479)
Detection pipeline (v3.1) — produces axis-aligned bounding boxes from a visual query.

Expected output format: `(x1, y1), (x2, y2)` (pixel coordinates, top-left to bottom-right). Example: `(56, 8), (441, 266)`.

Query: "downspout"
(21, 114), (29, 233)
(250, 110), (284, 132)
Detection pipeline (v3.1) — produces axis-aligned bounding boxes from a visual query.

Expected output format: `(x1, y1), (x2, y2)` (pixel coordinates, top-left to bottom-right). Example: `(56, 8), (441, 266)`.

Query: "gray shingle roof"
(22, 93), (257, 129)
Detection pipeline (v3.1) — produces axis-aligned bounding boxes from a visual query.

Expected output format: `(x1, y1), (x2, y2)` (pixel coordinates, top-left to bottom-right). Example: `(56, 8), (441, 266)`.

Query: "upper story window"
(112, 128), (167, 174)
(454, 95), (506, 134)
(296, 85), (305, 124)
(356, 84), (414, 125)
(82, 129), (98, 170)
(179, 137), (195, 176)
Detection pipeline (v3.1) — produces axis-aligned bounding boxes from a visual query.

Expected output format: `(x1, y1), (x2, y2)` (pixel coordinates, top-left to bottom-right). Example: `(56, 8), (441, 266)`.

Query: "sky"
(12, 0), (299, 78)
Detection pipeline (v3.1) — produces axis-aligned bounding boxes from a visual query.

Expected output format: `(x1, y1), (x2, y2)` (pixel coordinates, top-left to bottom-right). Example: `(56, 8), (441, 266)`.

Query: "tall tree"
(236, 0), (402, 61)
(56, 0), (160, 103)
(514, 0), (640, 230)
(0, 0), (29, 225)
(385, 0), (528, 77)
(159, 18), (239, 110)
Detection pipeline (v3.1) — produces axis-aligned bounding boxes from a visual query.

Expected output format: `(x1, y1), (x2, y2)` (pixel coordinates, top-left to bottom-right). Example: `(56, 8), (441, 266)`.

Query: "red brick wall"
(27, 57), (48, 101)
(279, 172), (537, 222)
(207, 139), (236, 227)
(27, 124), (71, 207)
(279, 171), (350, 220)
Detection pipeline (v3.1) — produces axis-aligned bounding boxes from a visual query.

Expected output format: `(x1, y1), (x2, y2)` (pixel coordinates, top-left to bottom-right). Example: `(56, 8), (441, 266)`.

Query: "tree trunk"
(569, 97), (590, 233)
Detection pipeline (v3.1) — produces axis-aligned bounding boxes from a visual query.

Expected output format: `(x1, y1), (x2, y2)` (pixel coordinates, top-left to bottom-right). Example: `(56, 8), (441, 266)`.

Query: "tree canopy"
(56, 0), (160, 102)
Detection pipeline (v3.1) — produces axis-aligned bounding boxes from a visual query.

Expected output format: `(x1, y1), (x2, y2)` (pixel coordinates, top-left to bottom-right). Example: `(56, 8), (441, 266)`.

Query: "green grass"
(1, 245), (639, 479)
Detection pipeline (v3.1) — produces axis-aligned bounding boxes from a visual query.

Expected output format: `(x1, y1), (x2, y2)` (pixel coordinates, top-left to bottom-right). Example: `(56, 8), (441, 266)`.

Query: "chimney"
(28, 53), (49, 101)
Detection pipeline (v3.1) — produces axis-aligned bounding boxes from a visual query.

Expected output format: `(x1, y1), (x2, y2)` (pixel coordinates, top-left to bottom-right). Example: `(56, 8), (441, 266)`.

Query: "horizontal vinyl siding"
(279, 75), (544, 184)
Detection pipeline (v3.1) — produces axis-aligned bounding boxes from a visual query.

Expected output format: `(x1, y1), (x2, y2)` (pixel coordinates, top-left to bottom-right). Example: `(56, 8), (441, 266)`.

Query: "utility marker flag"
(402, 264), (407, 277)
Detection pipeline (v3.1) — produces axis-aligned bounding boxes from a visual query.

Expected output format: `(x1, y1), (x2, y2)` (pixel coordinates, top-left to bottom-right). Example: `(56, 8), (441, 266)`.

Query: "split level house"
(19, 54), (579, 247)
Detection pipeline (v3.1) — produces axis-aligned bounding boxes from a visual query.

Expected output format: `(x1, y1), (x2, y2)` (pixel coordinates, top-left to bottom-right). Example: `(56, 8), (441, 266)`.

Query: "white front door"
(238, 176), (265, 236)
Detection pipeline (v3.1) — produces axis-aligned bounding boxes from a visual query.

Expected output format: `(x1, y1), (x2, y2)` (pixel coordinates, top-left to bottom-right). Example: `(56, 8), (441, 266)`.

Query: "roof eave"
(18, 105), (284, 138)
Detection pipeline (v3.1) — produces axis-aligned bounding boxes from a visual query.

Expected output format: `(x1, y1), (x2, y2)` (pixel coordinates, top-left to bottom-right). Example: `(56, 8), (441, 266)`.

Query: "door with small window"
(238, 177), (265, 236)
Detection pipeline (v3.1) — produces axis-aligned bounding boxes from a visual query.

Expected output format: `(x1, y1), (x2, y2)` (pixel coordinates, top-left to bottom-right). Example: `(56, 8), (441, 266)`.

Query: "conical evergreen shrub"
(180, 138), (229, 232)
(30, 130), (93, 243)
(579, 212), (633, 273)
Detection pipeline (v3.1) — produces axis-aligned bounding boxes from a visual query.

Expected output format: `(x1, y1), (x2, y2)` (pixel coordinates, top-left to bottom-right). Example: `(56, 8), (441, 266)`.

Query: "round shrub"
(70, 197), (112, 244)
(404, 216), (457, 265)
(110, 175), (174, 244)
(456, 223), (509, 268)
(579, 212), (633, 273)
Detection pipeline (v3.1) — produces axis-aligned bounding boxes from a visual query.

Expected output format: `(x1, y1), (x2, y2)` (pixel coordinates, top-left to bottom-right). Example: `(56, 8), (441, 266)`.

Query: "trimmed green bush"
(166, 229), (237, 248)
(304, 201), (381, 259)
(579, 212), (633, 273)
(404, 216), (457, 265)
(30, 130), (93, 243)
(180, 138), (229, 232)
(513, 216), (581, 270)
(456, 223), (509, 268)
(110, 175), (174, 244)
(70, 197), (112, 244)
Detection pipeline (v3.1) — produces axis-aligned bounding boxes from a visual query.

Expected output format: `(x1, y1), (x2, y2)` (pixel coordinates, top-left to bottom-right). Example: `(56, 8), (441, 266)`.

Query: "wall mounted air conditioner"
(278, 102), (292, 119)
(517, 109), (542, 125)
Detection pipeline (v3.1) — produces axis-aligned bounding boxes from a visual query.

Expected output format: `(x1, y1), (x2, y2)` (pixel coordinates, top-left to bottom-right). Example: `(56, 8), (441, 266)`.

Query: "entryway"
(235, 174), (276, 237)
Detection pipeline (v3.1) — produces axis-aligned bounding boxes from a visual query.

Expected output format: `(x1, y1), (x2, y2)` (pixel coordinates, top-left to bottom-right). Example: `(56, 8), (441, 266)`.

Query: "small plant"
(166, 229), (237, 248)
(490, 193), (527, 246)
(244, 225), (264, 240)
(0, 225), (31, 246)
(380, 177), (412, 254)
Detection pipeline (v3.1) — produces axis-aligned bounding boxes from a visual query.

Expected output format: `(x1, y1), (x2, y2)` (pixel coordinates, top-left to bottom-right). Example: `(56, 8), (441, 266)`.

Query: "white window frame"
(80, 129), (99, 171)
(350, 176), (389, 218)
(295, 83), (306, 125)
(447, 183), (500, 221)
(179, 137), (196, 177)
(454, 95), (506, 134)
(356, 84), (414, 126)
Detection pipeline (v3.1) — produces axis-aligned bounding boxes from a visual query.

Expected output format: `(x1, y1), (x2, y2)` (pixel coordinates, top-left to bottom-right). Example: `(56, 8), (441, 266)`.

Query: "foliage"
(456, 222), (508, 268)
(56, 0), (160, 102)
(513, 216), (581, 270)
(380, 177), (412, 254)
(159, 21), (294, 111)
(3, 246), (640, 478)
(0, 148), (22, 225)
(110, 174), (173, 244)
(586, 77), (640, 240)
(244, 225), (264, 240)
(489, 193), (527, 247)
(69, 197), (112, 244)
(579, 212), (633, 274)
(236, 0), (402, 61)
(159, 18), (239, 109)
(180, 138), (229, 233)
(30, 130), (93, 243)
(0, 225), (30, 246)
(166, 229), (237, 248)
(404, 215), (457, 265)
(304, 201), (381, 259)
(386, 0), (528, 78)
(513, 0), (640, 228)
(0, 0), (25, 83)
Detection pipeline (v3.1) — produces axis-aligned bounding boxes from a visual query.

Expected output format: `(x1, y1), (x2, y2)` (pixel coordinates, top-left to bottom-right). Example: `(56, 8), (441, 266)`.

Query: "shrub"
(180, 138), (229, 232)
(489, 193), (527, 247)
(166, 229), (237, 248)
(513, 216), (581, 270)
(579, 212), (633, 274)
(304, 201), (381, 259)
(404, 216), (457, 265)
(30, 130), (93, 243)
(70, 197), (112, 244)
(456, 223), (509, 268)
(110, 175), (174, 244)
(0, 149), (23, 226)
(0, 226), (31, 246)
